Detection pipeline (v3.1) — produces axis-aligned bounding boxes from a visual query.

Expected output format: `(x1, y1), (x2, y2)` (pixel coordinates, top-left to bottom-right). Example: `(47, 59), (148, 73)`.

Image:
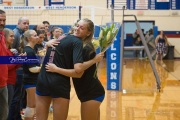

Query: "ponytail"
(19, 30), (34, 53)
(19, 35), (25, 53)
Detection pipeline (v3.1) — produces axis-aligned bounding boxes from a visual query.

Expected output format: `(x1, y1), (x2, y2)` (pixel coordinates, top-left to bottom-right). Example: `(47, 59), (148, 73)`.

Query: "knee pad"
(24, 107), (35, 117)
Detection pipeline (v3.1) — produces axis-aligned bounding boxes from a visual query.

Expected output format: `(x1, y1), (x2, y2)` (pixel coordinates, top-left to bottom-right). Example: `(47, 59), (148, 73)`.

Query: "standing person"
(145, 29), (154, 44)
(34, 30), (46, 66)
(36, 28), (84, 120)
(3, 28), (21, 107)
(42, 21), (50, 42)
(0, 9), (8, 120)
(145, 29), (155, 58)
(34, 30), (46, 53)
(35, 18), (104, 120)
(19, 30), (40, 120)
(155, 30), (168, 63)
(12, 17), (29, 52)
(46, 18), (105, 120)
(8, 16), (29, 120)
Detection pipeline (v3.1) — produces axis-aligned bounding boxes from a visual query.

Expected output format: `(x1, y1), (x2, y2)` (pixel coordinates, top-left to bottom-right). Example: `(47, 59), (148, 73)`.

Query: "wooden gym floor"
(47, 58), (180, 120)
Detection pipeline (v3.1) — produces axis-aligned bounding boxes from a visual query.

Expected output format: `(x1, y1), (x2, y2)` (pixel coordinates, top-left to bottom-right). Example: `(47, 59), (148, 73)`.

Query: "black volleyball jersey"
(23, 46), (39, 84)
(73, 44), (105, 102)
(37, 35), (83, 98)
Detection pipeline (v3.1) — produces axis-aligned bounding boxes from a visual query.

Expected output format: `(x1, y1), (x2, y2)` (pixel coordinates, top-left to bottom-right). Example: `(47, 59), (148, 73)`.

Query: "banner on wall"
(157, 0), (169, 2)
(0, 6), (78, 10)
(51, 0), (64, 2)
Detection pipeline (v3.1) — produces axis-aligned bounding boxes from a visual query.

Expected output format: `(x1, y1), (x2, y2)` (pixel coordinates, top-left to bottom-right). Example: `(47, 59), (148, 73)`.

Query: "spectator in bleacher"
(0, 9), (8, 120)
(8, 16), (29, 120)
(132, 29), (145, 58)
(132, 29), (141, 57)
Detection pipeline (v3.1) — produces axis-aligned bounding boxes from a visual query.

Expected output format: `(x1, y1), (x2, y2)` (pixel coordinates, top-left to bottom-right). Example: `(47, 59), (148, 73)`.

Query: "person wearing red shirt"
(8, 16), (29, 120)
(3, 28), (23, 107)
(0, 9), (8, 120)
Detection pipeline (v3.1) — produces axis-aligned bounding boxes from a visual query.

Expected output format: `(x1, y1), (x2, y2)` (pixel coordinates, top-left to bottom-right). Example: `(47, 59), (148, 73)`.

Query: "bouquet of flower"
(92, 23), (120, 52)
(92, 38), (99, 50)
(92, 23), (120, 77)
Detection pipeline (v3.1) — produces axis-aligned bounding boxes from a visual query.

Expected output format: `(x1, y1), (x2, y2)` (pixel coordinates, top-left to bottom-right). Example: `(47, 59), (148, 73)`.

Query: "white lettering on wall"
(111, 63), (117, 70)
(110, 72), (117, 79)
(111, 43), (116, 50)
(111, 53), (116, 60)
(111, 82), (117, 89)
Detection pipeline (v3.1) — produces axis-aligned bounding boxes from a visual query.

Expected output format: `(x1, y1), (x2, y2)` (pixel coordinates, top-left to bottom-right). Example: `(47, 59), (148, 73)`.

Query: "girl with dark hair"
(34, 30), (46, 53)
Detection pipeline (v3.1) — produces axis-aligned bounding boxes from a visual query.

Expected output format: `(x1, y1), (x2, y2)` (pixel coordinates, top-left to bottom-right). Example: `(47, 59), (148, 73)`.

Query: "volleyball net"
(0, 6), (112, 26)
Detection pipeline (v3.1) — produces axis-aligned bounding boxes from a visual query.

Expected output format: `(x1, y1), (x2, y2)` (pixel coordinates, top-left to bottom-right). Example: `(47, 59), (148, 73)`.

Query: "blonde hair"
(19, 30), (35, 53)
(3, 28), (13, 49)
(82, 18), (94, 43)
(81, 18), (95, 52)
